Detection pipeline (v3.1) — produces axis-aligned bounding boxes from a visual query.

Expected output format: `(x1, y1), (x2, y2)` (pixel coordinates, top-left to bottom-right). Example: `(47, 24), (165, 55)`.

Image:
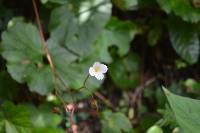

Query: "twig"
(131, 77), (156, 106)
(83, 74), (90, 87)
(32, 0), (75, 132)
(94, 92), (116, 111)
(32, 0), (55, 73)
(77, 74), (90, 90)
(33, 0), (69, 91)
(32, 1), (116, 132)
(76, 75), (115, 111)
(32, 0), (65, 106)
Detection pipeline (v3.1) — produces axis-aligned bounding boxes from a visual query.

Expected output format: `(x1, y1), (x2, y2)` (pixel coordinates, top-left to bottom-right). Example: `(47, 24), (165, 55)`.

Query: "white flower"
(89, 62), (108, 80)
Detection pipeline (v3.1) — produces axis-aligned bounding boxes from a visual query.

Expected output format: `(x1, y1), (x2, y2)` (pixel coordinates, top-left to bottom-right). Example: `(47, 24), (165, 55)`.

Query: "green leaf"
(0, 102), (32, 133)
(1, 19), (54, 95)
(95, 17), (138, 63)
(112, 0), (138, 10)
(147, 17), (162, 46)
(148, 26), (161, 46)
(157, 0), (200, 23)
(101, 110), (133, 133)
(0, 0), (113, 102)
(168, 18), (199, 64)
(26, 104), (62, 128)
(40, 0), (49, 4)
(46, 0), (67, 4)
(47, 0), (113, 99)
(157, 104), (177, 127)
(1, 18), (103, 101)
(33, 127), (65, 133)
(109, 53), (140, 89)
(163, 87), (200, 133)
(49, 44), (102, 90)
(49, 43), (102, 100)
(49, 0), (112, 57)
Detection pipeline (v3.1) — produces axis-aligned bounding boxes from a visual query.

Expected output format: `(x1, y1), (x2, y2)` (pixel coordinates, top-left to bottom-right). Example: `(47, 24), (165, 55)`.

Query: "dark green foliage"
(0, 0), (199, 132)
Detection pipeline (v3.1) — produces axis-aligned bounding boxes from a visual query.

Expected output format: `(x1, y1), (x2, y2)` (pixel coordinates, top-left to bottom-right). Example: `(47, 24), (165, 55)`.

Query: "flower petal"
(100, 64), (108, 73)
(93, 62), (101, 68)
(95, 73), (104, 80)
(89, 67), (95, 76)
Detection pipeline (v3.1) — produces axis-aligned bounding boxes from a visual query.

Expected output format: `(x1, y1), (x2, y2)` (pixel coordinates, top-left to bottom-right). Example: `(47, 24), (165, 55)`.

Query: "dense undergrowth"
(0, 0), (200, 133)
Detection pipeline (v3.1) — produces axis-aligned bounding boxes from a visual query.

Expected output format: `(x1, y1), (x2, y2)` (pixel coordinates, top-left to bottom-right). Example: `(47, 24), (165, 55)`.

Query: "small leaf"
(26, 104), (62, 128)
(168, 18), (199, 64)
(147, 17), (162, 46)
(0, 102), (32, 133)
(157, 0), (200, 23)
(101, 110), (133, 133)
(109, 53), (140, 89)
(96, 17), (138, 63)
(1, 19), (54, 95)
(113, 0), (138, 10)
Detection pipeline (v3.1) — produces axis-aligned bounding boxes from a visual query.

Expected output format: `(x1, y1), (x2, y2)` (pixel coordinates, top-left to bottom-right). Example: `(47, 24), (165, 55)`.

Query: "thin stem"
(55, 89), (69, 112)
(32, 1), (115, 131)
(32, 0), (65, 104)
(32, 1), (75, 132)
(77, 74), (115, 111)
(77, 74), (90, 90)
(132, 77), (156, 106)
(94, 92), (116, 111)
(32, 0), (69, 91)
(83, 74), (90, 87)
(32, 0), (54, 71)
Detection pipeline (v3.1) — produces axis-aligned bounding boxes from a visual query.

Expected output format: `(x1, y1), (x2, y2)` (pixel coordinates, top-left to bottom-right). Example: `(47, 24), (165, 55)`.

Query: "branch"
(131, 77), (156, 106)
(32, 0), (76, 132)
(94, 92), (116, 111)
(32, 0), (55, 72)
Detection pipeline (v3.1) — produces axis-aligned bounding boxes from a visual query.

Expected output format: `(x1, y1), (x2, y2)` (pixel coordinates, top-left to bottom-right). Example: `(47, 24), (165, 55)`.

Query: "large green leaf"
(1, 18), (102, 99)
(168, 18), (199, 64)
(1, 20), (54, 95)
(101, 110), (133, 133)
(157, 0), (200, 23)
(0, 102), (32, 133)
(49, 0), (112, 57)
(95, 17), (138, 63)
(47, 0), (113, 100)
(48, 40), (102, 99)
(163, 87), (200, 133)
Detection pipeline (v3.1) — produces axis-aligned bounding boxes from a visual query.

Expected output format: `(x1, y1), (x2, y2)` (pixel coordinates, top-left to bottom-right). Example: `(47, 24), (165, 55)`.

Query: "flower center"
(94, 66), (101, 72)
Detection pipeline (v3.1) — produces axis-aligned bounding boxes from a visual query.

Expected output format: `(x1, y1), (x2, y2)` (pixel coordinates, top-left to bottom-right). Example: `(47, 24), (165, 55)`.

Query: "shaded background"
(0, 0), (200, 133)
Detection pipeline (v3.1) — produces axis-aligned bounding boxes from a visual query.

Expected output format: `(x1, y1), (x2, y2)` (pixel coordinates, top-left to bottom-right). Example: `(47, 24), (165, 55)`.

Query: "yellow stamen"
(94, 66), (101, 72)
